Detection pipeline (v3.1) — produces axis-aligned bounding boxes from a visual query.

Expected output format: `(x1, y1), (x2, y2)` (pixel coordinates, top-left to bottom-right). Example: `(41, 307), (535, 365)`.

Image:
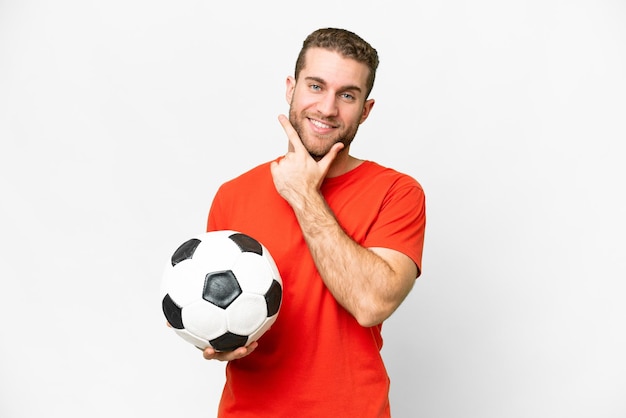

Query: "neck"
(326, 153), (363, 178)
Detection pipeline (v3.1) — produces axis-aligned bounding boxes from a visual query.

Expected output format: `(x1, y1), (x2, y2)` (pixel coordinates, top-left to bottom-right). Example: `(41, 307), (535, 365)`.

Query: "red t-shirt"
(207, 160), (426, 417)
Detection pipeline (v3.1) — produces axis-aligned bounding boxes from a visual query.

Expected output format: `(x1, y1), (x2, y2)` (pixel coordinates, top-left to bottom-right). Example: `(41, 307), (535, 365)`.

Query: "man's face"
(286, 48), (374, 160)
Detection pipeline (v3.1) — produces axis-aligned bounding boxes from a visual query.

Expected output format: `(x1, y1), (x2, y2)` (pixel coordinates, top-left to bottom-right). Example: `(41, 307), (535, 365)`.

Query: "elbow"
(355, 315), (384, 328)
(352, 287), (413, 327)
(352, 303), (394, 328)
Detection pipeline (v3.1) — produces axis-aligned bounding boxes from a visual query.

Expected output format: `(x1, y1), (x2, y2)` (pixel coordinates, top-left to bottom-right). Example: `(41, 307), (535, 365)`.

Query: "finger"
(202, 341), (258, 361)
(203, 346), (241, 361)
(242, 341), (259, 357)
(202, 347), (218, 360)
(225, 341), (258, 360)
(318, 141), (344, 174)
(277, 114), (306, 154)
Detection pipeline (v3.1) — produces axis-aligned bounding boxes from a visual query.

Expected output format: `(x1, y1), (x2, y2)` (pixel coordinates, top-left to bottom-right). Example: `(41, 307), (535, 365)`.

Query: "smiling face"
(286, 48), (375, 161)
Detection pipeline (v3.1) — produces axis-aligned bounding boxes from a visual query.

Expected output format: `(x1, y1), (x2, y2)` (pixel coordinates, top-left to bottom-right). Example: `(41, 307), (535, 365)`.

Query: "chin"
(308, 152), (325, 161)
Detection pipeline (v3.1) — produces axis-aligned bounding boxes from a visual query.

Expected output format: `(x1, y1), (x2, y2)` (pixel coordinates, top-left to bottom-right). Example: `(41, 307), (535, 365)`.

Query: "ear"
(359, 98), (375, 124)
(285, 76), (296, 105)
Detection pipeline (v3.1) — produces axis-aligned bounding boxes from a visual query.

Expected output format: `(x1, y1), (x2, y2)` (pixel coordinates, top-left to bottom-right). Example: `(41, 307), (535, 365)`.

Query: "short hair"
(294, 28), (379, 98)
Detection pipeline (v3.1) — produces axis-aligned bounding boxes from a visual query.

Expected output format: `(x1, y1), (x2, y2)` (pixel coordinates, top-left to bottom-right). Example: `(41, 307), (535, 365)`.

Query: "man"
(204, 28), (426, 417)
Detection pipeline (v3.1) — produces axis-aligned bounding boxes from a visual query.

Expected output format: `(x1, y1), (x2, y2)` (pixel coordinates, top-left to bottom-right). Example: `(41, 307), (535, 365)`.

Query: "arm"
(270, 115), (418, 327)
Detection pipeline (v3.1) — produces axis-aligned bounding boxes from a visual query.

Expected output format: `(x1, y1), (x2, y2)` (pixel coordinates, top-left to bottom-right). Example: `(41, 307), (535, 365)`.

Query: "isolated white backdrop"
(1, 1), (625, 417)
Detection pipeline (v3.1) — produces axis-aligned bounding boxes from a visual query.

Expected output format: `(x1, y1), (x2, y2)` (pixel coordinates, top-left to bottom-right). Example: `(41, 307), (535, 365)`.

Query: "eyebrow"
(304, 76), (363, 94)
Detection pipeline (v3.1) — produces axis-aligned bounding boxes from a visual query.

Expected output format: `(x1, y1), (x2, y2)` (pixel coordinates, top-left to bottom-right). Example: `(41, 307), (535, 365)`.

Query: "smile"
(308, 118), (336, 130)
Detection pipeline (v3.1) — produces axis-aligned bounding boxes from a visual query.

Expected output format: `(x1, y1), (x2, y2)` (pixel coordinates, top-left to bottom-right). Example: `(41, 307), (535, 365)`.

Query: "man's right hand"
(202, 341), (259, 361)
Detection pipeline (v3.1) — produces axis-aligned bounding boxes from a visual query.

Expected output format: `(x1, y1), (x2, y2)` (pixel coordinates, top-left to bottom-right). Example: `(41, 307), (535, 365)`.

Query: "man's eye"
(341, 93), (355, 101)
(310, 84), (321, 91)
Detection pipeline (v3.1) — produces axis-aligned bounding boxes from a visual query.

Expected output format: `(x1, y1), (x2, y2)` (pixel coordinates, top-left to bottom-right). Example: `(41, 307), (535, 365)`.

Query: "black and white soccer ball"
(161, 230), (282, 352)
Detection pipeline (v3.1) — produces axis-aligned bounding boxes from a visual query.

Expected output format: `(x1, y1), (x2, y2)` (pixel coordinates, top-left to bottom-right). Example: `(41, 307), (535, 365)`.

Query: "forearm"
(269, 116), (417, 325)
(291, 190), (413, 327)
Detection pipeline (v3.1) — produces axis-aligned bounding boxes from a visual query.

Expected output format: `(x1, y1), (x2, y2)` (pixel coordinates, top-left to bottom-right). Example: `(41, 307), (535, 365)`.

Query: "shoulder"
(227, 160), (274, 182)
(360, 161), (424, 194)
(218, 160), (276, 192)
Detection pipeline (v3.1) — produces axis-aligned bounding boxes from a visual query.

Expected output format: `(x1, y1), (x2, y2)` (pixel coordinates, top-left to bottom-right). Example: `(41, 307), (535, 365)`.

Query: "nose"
(316, 93), (338, 117)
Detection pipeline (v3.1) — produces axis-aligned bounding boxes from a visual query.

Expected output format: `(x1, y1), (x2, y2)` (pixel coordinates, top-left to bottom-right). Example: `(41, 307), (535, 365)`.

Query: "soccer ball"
(161, 230), (283, 352)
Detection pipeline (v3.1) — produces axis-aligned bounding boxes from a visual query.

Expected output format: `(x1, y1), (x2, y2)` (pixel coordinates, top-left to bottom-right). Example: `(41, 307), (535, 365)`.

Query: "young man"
(204, 28), (426, 417)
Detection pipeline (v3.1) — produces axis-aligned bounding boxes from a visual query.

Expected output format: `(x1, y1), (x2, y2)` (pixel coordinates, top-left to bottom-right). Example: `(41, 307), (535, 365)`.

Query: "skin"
(203, 48), (417, 362)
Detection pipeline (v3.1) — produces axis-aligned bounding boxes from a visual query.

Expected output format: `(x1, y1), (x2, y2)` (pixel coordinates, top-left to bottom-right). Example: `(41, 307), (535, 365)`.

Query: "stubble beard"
(288, 106), (359, 161)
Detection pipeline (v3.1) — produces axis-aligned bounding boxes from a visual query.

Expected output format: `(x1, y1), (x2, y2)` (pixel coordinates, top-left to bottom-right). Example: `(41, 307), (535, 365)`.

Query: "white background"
(1, 1), (625, 417)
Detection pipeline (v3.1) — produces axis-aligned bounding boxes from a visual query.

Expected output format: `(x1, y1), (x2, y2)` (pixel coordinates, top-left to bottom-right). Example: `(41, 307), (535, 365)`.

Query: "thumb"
(318, 142), (344, 174)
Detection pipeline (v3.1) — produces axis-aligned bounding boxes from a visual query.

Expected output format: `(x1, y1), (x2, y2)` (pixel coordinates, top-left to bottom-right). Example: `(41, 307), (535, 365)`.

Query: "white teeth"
(310, 119), (332, 129)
